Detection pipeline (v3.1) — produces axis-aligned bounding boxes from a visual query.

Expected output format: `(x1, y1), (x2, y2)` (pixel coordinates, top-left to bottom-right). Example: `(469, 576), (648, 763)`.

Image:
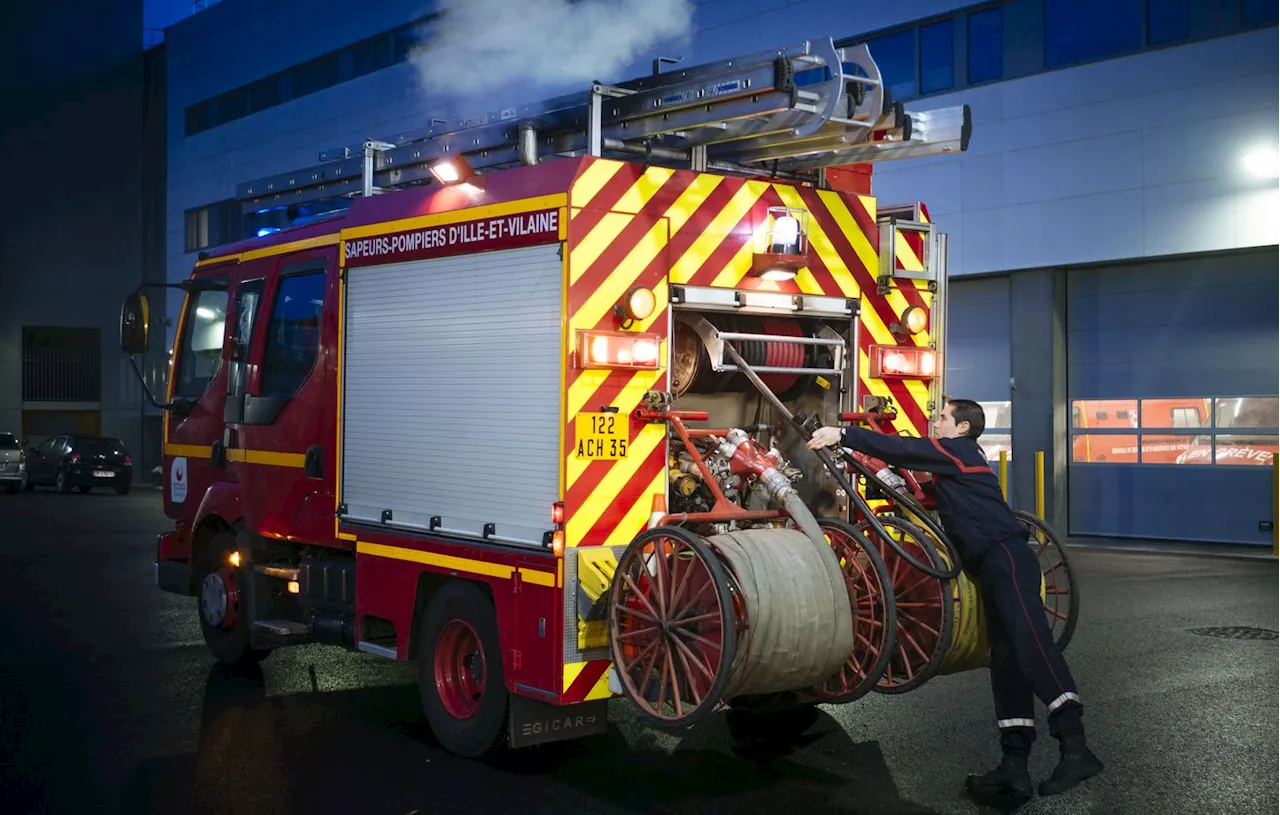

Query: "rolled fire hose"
(706, 525), (855, 697)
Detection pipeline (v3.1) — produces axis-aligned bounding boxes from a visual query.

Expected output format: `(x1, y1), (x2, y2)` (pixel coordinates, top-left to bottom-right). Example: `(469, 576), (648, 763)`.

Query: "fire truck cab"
(120, 36), (980, 757)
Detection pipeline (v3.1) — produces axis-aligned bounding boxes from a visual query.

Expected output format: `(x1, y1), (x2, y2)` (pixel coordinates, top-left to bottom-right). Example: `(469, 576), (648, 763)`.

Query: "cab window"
(260, 272), (325, 397)
(174, 288), (229, 399)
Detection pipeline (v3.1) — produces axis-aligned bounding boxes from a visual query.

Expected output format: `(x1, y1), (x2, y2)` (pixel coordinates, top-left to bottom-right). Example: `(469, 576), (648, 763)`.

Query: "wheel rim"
(608, 528), (734, 727)
(434, 619), (486, 719)
(1017, 512), (1078, 648)
(200, 568), (239, 630)
(804, 520), (894, 702)
(864, 519), (950, 692)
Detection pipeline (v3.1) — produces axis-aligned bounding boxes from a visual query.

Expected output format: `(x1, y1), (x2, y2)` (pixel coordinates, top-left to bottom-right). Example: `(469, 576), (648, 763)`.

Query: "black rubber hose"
(719, 341), (961, 580)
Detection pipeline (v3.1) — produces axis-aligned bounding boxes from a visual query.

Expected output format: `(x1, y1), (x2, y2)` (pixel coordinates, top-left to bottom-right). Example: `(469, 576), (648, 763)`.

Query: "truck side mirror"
(120, 292), (151, 355)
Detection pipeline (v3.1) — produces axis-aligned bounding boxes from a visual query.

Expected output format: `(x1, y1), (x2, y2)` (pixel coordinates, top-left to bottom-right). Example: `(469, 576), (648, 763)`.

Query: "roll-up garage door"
(341, 243), (564, 547)
(1067, 247), (1279, 545)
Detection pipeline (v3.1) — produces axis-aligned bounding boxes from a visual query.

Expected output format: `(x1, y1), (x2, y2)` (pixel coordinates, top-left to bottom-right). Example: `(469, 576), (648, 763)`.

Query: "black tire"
(24, 478), (35, 491)
(195, 531), (272, 665)
(417, 581), (509, 758)
(5, 483), (19, 494)
(55, 470), (71, 494)
(77, 486), (91, 494)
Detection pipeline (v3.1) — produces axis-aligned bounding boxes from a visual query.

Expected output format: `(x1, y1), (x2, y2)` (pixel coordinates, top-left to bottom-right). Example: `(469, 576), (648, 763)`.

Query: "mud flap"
(508, 695), (609, 749)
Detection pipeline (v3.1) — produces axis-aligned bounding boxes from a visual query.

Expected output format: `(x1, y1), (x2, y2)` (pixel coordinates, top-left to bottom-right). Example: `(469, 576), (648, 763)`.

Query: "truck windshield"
(174, 288), (230, 399)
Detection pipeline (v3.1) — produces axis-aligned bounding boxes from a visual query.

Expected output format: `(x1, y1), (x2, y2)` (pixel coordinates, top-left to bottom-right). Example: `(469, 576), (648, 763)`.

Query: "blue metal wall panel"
(944, 275), (1011, 402)
(1066, 247), (1279, 545)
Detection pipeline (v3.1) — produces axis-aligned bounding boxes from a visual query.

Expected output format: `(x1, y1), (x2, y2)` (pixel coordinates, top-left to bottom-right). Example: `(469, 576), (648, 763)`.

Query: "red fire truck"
(120, 37), (1071, 758)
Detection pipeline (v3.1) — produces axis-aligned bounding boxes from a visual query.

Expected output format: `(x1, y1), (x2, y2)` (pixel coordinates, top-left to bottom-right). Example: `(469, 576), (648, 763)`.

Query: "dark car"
(24, 435), (133, 495)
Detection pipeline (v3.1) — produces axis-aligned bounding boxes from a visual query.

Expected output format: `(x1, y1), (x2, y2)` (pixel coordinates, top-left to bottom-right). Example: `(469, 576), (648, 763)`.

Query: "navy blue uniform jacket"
(840, 427), (1027, 566)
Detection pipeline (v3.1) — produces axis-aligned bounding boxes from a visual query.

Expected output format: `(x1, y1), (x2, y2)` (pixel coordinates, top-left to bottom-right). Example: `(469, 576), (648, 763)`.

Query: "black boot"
(1039, 733), (1105, 796)
(965, 753), (1033, 808)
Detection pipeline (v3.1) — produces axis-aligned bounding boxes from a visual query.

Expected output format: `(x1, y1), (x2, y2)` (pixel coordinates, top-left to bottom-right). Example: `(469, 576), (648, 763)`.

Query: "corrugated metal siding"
(1067, 247), (1280, 544)
(341, 244), (564, 546)
(944, 275), (1011, 402)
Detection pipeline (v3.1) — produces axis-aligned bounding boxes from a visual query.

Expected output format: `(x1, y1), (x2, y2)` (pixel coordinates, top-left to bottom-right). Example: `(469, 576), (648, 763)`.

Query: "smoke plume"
(411, 0), (696, 103)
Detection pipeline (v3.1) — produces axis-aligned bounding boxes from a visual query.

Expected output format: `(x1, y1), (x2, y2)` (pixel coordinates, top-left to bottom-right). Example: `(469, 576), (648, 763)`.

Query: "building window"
(919, 19), (955, 94)
(1045, 0), (1143, 68)
(1071, 397), (1277, 466)
(21, 327), (102, 402)
(966, 7), (1003, 84)
(1148, 0), (1191, 45)
(866, 28), (917, 101)
(184, 201), (249, 253)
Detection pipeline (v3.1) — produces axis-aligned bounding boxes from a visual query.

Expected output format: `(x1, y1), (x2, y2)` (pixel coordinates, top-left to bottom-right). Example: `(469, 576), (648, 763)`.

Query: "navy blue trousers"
(975, 536), (1083, 755)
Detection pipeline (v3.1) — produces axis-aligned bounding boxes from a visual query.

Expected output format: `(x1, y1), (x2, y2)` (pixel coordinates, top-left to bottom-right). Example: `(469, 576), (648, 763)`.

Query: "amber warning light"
(577, 330), (662, 370)
(870, 344), (938, 380)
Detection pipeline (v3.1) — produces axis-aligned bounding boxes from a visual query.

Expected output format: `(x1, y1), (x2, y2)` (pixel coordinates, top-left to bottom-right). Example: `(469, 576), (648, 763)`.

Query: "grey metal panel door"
(341, 243), (564, 546)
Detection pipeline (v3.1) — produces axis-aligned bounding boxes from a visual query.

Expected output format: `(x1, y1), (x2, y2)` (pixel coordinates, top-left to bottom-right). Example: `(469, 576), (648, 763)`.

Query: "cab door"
(163, 269), (233, 520)
(230, 247), (337, 544)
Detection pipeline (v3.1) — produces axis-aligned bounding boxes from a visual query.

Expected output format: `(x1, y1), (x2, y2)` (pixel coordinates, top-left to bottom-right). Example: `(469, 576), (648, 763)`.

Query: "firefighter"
(807, 398), (1105, 804)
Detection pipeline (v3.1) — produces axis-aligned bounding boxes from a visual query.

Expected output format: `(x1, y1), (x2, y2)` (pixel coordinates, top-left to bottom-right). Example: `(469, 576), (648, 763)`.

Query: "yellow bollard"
(1035, 450), (1045, 520)
(998, 450), (1008, 502)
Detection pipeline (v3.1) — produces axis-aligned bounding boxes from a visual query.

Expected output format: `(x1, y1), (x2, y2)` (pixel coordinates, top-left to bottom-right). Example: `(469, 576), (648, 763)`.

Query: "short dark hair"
(946, 398), (986, 439)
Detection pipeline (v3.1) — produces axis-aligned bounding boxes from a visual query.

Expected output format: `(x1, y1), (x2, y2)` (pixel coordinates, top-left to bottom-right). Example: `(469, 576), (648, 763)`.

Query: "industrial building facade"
(160, 0), (1279, 546)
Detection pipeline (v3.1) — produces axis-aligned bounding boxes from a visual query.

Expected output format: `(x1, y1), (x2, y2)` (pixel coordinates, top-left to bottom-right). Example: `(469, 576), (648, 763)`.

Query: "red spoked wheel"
(862, 515), (955, 694)
(608, 526), (739, 730)
(1014, 510), (1080, 650)
(433, 619), (486, 719)
(796, 518), (898, 705)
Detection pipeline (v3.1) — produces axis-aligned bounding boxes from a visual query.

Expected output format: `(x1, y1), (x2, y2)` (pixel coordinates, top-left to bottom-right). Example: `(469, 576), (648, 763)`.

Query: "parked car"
(0, 432), (26, 493)
(24, 435), (133, 495)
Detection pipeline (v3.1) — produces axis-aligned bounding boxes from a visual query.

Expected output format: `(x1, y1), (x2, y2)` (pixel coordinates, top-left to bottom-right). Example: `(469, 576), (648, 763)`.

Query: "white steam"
(411, 0), (696, 101)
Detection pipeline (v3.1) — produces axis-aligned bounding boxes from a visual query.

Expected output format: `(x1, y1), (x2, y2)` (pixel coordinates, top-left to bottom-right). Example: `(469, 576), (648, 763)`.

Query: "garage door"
(945, 275), (1012, 461)
(1066, 247), (1279, 545)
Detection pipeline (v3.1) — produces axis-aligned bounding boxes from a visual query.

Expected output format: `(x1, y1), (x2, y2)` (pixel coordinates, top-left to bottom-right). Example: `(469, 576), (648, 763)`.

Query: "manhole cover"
(1187, 626), (1279, 641)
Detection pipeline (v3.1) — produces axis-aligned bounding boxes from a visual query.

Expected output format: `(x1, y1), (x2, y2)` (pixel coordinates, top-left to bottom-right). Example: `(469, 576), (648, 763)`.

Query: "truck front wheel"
(195, 531), (271, 665)
(417, 581), (509, 758)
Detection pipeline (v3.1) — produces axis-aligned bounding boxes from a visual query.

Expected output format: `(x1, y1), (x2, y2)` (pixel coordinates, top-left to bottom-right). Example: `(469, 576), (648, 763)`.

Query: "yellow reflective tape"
(774, 187), (857, 298)
(519, 568), (556, 587)
(224, 448), (306, 468)
(569, 212), (634, 286)
(586, 667), (614, 700)
(708, 239), (757, 288)
(894, 230), (924, 272)
(814, 189), (879, 288)
(337, 532), (357, 541)
(567, 423), (665, 544)
(563, 661), (588, 693)
(603, 471), (667, 548)
(670, 181), (767, 284)
(613, 166), (676, 214)
(857, 194), (877, 222)
(341, 194), (568, 240)
(356, 540), (515, 581)
(164, 443), (211, 458)
(572, 219), (668, 328)
(665, 172), (723, 236)
(570, 161), (626, 211)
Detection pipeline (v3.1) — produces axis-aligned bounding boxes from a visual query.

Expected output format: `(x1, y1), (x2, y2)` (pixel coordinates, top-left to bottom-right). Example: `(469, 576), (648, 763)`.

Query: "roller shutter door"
(341, 243), (564, 547)
(1067, 248), (1279, 545)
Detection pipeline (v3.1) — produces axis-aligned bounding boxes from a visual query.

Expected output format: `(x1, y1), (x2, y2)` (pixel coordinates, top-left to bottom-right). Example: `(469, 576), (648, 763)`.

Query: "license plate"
(94, 470), (113, 478)
(574, 413), (629, 460)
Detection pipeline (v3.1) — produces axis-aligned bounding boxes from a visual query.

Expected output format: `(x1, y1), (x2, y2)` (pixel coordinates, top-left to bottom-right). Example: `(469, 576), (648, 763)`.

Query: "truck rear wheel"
(196, 530), (272, 665)
(417, 581), (509, 758)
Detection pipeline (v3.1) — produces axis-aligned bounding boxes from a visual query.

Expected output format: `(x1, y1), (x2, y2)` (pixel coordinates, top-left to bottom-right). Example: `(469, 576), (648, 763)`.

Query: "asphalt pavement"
(1, 489), (1276, 815)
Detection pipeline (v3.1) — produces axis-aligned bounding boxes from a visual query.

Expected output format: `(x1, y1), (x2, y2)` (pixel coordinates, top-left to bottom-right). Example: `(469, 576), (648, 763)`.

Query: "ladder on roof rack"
(236, 36), (971, 214)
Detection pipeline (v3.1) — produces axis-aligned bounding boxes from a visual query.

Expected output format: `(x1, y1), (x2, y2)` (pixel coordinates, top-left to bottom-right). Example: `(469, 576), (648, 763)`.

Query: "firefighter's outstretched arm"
(808, 425), (966, 475)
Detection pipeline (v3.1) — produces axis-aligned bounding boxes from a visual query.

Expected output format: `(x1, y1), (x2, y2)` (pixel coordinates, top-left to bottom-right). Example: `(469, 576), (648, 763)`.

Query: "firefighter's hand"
(807, 426), (844, 450)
